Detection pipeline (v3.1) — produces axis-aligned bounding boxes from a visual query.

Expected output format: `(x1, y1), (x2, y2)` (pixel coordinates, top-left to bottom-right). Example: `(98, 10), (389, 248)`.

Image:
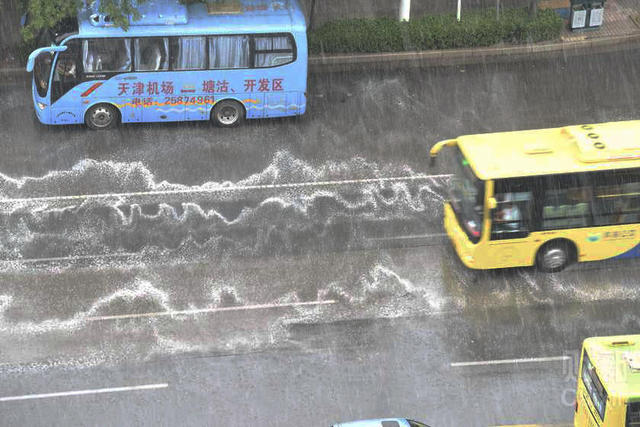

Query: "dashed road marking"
(86, 300), (338, 322)
(0, 383), (168, 402)
(450, 355), (571, 368)
(0, 253), (138, 265)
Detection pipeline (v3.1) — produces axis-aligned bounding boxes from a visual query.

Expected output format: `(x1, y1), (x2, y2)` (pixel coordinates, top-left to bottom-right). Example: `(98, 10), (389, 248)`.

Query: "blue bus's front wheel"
(85, 104), (119, 130)
(212, 100), (245, 128)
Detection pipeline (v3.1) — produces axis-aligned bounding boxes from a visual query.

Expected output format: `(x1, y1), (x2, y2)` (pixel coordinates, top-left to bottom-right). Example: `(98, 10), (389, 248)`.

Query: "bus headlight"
(37, 102), (47, 110)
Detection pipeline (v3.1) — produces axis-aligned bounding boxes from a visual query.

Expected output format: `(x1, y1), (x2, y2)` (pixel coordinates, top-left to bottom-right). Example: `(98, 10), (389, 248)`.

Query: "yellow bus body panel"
(574, 335), (640, 426)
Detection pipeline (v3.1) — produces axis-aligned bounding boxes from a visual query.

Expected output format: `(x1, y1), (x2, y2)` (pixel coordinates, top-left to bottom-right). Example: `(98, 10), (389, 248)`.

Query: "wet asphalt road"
(0, 46), (639, 426)
(1, 47), (640, 186)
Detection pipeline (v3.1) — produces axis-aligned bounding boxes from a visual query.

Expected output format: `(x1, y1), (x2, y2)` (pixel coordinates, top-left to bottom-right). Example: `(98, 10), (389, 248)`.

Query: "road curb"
(309, 33), (640, 72)
(2, 33), (639, 79)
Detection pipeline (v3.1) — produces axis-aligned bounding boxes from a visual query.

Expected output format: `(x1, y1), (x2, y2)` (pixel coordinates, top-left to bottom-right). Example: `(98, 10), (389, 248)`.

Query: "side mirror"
(487, 197), (497, 210)
(428, 139), (457, 167)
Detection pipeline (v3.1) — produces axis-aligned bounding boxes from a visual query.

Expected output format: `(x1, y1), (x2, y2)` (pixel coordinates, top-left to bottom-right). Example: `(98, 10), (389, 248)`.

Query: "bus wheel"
(212, 100), (245, 128)
(536, 240), (574, 273)
(85, 104), (119, 130)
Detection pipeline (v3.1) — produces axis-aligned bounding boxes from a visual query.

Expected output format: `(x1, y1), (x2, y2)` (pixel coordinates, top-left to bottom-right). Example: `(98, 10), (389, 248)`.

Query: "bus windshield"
(449, 147), (485, 243)
(582, 351), (608, 420)
(33, 52), (53, 98)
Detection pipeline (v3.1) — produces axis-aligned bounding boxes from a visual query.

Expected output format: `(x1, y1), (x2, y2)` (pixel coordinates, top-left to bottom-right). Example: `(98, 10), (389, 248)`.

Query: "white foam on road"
(0, 383), (168, 402)
(0, 174), (451, 207)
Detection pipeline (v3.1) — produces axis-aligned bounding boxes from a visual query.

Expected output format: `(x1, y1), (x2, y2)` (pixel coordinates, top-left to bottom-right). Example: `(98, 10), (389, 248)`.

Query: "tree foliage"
(19, 0), (241, 43)
(19, 0), (154, 42)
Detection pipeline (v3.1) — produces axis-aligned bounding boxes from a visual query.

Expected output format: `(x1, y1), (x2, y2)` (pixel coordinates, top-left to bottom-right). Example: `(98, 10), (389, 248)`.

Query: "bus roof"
(77, 0), (306, 38)
(584, 335), (640, 399)
(456, 120), (640, 180)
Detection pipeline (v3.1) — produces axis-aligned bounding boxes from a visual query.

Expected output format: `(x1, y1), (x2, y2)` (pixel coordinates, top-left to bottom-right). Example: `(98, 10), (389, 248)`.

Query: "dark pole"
(529, 0), (537, 18)
(308, 0), (316, 31)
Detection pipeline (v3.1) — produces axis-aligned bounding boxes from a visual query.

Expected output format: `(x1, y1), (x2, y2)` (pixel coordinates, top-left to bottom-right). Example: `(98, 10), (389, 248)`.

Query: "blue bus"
(26, 0), (307, 129)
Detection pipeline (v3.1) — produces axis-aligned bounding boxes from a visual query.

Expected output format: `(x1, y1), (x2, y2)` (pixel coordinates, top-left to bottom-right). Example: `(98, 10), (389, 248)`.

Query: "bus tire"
(211, 100), (245, 128)
(536, 240), (575, 273)
(85, 103), (119, 130)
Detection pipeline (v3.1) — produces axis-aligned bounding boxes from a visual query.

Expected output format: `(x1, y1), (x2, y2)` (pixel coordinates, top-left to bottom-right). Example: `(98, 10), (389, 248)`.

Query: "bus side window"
(592, 170), (640, 226)
(582, 351), (608, 421)
(135, 38), (169, 71)
(83, 39), (132, 73)
(491, 179), (533, 240)
(170, 36), (206, 70)
(542, 175), (592, 230)
(627, 401), (640, 426)
(208, 35), (250, 69)
(254, 35), (294, 68)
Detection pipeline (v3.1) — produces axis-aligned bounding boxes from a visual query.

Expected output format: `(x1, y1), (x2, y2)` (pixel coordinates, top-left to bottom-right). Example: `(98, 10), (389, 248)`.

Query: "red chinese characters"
(202, 80), (231, 94)
(243, 78), (284, 92)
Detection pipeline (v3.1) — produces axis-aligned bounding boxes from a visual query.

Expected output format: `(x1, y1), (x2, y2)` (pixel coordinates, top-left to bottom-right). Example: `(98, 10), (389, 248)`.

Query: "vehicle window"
(209, 35), (250, 69)
(592, 170), (640, 226)
(254, 35), (294, 67)
(448, 147), (485, 243)
(491, 190), (532, 239)
(170, 36), (207, 70)
(82, 38), (132, 73)
(582, 351), (608, 420)
(542, 175), (592, 230)
(52, 39), (81, 103)
(34, 52), (53, 97)
(135, 37), (169, 71)
(627, 401), (640, 426)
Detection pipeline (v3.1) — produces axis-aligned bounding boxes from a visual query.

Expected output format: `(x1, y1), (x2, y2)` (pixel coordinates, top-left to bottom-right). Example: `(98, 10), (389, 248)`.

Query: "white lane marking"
(0, 383), (168, 402)
(86, 300), (337, 322)
(368, 233), (447, 241)
(0, 253), (137, 265)
(0, 174), (452, 205)
(450, 355), (571, 368)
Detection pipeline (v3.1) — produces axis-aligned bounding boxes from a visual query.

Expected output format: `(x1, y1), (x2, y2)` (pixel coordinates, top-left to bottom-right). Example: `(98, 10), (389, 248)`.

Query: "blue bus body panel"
(612, 241), (640, 260)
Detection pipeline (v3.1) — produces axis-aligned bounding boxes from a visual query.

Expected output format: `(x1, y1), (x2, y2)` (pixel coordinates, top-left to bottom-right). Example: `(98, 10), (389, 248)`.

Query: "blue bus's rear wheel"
(212, 100), (245, 128)
(85, 104), (119, 130)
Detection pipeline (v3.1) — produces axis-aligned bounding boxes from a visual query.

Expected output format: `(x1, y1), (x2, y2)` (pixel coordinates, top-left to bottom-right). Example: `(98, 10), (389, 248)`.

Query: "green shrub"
(308, 8), (564, 55)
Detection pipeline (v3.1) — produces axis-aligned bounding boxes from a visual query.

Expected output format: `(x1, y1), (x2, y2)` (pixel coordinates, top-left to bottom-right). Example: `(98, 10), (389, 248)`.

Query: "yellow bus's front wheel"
(536, 239), (576, 273)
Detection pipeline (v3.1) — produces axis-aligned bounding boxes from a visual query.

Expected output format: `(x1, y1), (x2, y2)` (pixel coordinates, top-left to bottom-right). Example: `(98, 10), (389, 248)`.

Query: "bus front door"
(486, 190), (534, 268)
(50, 40), (83, 125)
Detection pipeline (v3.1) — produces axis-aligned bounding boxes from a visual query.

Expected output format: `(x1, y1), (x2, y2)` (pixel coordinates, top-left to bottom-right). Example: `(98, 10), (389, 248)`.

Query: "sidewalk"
(309, 0), (640, 72)
(2, 0), (640, 78)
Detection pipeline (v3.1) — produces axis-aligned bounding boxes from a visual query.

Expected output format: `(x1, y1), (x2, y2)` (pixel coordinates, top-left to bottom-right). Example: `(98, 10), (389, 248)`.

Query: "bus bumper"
(443, 202), (478, 269)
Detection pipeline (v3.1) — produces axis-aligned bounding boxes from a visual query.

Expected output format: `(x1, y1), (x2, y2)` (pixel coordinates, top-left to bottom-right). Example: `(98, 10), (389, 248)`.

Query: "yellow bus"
(430, 120), (640, 272)
(575, 335), (640, 426)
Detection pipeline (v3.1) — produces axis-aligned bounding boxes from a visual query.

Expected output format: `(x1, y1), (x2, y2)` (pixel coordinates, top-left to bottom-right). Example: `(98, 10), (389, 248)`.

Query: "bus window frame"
(250, 33), (297, 69)
(168, 35), (209, 71)
(133, 37), (170, 72)
(81, 37), (133, 79)
(490, 178), (537, 240)
(581, 350), (608, 422)
(207, 34), (251, 70)
(76, 32), (298, 78)
(626, 400), (640, 426)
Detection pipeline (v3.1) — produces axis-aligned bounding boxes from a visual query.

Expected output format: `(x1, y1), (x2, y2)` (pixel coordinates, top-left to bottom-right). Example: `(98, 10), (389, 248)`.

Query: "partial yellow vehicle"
(430, 120), (640, 272)
(575, 335), (640, 426)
